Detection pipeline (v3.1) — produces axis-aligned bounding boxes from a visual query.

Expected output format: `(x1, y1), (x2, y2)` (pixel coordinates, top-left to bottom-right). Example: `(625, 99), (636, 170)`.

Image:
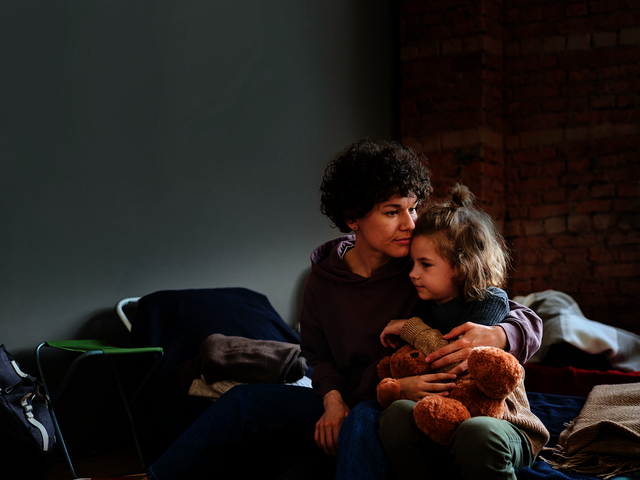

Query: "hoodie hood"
(310, 235), (412, 285)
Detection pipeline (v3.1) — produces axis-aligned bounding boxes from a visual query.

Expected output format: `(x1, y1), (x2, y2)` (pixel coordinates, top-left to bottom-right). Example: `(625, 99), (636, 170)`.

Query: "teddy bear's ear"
(377, 356), (392, 379)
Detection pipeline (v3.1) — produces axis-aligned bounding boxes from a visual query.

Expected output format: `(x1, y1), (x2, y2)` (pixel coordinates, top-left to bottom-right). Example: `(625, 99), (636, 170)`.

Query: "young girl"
(380, 182), (511, 351)
(378, 183), (549, 480)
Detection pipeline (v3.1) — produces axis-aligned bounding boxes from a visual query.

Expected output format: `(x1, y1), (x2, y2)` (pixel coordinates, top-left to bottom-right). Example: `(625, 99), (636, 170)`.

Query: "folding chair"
(35, 309), (163, 479)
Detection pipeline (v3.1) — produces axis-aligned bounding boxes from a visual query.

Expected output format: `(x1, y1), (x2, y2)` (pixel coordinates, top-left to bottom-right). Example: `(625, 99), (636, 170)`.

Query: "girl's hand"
(315, 390), (350, 457)
(380, 319), (409, 348)
(425, 322), (508, 373)
(397, 373), (457, 402)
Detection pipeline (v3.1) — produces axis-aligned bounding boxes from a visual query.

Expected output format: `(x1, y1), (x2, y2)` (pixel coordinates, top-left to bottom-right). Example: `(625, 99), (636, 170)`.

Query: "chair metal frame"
(116, 297), (141, 332)
(35, 300), (162, 479)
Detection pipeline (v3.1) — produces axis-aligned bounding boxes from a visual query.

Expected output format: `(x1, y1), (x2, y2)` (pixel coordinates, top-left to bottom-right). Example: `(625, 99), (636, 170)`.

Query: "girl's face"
(348, 194), (419, 261)
(409, 235), (458, 304)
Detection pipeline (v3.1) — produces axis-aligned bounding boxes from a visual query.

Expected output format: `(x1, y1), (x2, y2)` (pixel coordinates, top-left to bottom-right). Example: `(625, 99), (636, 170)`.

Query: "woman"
(143, 139), (541, 480)
(301, 140), (541, 479)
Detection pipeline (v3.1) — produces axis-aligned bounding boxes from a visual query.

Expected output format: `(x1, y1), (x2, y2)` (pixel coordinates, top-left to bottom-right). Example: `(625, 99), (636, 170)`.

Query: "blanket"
(544, 383), (640, 479)
(514, 291), (640, 372)
(524, 364), (640, 398)
(194, 334), (307, 385)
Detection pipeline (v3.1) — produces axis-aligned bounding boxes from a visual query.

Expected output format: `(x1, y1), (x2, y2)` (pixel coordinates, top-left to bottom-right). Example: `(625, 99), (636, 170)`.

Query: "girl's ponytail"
(449, 183), (474, 208)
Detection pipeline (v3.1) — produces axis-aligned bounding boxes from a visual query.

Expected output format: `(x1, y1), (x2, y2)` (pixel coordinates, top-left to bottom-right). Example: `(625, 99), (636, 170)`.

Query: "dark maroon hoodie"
(299, 235), (423, 408)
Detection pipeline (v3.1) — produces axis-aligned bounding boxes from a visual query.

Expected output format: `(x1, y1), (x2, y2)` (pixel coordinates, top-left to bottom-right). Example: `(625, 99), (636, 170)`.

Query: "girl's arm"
(379, 319), (409, 348)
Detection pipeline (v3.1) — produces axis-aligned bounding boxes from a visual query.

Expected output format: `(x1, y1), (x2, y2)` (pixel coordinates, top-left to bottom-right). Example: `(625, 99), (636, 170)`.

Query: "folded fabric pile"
(179, 334), (309, 400)
(544, 382), (640, 479)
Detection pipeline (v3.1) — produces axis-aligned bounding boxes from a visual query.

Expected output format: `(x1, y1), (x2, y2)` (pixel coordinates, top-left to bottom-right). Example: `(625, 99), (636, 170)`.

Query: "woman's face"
(409, 235), (458, 305)
(349, 194), (418, 260)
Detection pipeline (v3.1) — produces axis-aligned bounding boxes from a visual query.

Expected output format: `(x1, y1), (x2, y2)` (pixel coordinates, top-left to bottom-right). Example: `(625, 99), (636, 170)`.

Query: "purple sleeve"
(500, 300), (543, 363)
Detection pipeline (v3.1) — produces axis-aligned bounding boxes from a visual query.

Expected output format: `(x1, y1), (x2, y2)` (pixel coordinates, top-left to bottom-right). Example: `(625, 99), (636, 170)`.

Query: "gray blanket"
(195, 333), (308, 385)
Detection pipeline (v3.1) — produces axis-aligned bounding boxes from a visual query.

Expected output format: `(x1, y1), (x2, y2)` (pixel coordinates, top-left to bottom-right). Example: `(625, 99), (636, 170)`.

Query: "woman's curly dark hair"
(320, 139), (432, 233)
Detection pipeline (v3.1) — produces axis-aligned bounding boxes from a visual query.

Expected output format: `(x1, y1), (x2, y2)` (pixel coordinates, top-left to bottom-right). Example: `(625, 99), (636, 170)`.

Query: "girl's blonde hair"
(414, 183), (510, 302)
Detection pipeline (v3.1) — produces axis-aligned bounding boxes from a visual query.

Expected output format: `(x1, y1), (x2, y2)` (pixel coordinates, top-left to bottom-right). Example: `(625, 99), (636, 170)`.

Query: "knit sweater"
(413, 286), (509, 334)
(401, 317), (550, 457)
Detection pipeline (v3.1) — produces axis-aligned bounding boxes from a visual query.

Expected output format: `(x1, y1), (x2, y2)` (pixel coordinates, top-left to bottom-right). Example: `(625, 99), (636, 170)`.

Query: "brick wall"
(399, 0), (640, 333)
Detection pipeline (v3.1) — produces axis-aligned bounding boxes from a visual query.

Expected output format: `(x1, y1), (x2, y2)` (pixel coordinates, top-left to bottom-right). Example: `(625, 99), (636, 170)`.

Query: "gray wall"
(1, 1), (398, 364)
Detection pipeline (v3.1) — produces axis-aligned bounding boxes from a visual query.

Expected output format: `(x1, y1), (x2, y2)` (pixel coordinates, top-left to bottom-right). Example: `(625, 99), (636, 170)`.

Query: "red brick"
(593, 213), (618, 230)
(561, 171), (601, 186)
(543, 188), (567, 204)
(607, 231), (640, 246)
(619, 182), (640, 196)
(591, 0), (621, 13)
(590, 184), (616, 198)
(520, 176), (560, 191)
(551, 233), (597, 248)
(607, 165), (640, 182)
(576, 199), (612, 214)
(511, 264), (551, 279)
(587, 247), (615, 263)
(544, 5), (564, 21)
(594, 263), (640, 277)
(620, 280), (640, 295)
(512, 147), (557, 163)
(532, 278), (557, 292)
(590, 95), (616, 109)
(552, 263), (591, 278)
(545, 216), (566, 234)
(566, 3), (588, 17)
(530, 204), (570, 218)
(568, 214), (592, 232)
(614, 198), (640, 212)
(511, 279), (532, 294)
(541, 248), (564, 264)
(621, 246), (640, 262)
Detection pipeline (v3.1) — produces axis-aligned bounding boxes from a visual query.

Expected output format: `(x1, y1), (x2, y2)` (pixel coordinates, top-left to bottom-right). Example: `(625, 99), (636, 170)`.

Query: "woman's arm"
(314, 389), (350, 457)
(420, 300), (542, 373)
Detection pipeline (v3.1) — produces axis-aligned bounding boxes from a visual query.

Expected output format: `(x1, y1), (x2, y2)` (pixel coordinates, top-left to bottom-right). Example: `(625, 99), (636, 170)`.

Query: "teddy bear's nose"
(410, 352), (419, 358)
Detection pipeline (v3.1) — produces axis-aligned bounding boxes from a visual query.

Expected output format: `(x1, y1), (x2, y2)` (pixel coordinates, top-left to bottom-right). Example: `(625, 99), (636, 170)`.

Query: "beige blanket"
(545, 382), (640, 479)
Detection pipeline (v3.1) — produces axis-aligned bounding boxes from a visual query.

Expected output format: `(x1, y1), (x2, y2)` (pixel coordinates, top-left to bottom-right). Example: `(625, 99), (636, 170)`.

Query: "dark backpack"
(0, 344), (56, 480)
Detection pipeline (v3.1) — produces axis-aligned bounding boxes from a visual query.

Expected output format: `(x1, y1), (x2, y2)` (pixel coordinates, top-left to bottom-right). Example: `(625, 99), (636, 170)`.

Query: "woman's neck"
(343, 244), (391, 278)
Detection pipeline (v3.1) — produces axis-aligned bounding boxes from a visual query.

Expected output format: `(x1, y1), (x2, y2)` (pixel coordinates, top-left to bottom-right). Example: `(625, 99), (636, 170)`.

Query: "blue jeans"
(146, 385), (389, 480)
(146, 384), (324, 480)
(337, 400), (390, 480)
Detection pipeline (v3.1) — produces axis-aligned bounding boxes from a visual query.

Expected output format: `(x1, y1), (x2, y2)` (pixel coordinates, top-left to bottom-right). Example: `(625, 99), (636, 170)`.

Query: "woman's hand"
(380, 319), (409, 348)
(315, 390), (350, 457)
(425, 322), (508, 374)
(398, 373), (457, 402)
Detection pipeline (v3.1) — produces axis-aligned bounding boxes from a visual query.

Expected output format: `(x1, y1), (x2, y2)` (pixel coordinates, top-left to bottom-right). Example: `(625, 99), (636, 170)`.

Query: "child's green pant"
(378, 400), (534, 480)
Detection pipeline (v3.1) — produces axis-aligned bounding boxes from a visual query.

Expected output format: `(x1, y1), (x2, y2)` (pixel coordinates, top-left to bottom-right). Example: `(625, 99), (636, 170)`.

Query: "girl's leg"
(451, 416), (533, 480)
(378, 400), (458, 479)
(146, 384), (323, 480)
(378, 401), (533, 480)
(336, 400), (389, 480)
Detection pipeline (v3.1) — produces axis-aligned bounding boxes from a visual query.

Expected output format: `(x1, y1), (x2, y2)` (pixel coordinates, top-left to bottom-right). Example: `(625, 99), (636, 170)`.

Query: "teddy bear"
(376, 325), (523, 445)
